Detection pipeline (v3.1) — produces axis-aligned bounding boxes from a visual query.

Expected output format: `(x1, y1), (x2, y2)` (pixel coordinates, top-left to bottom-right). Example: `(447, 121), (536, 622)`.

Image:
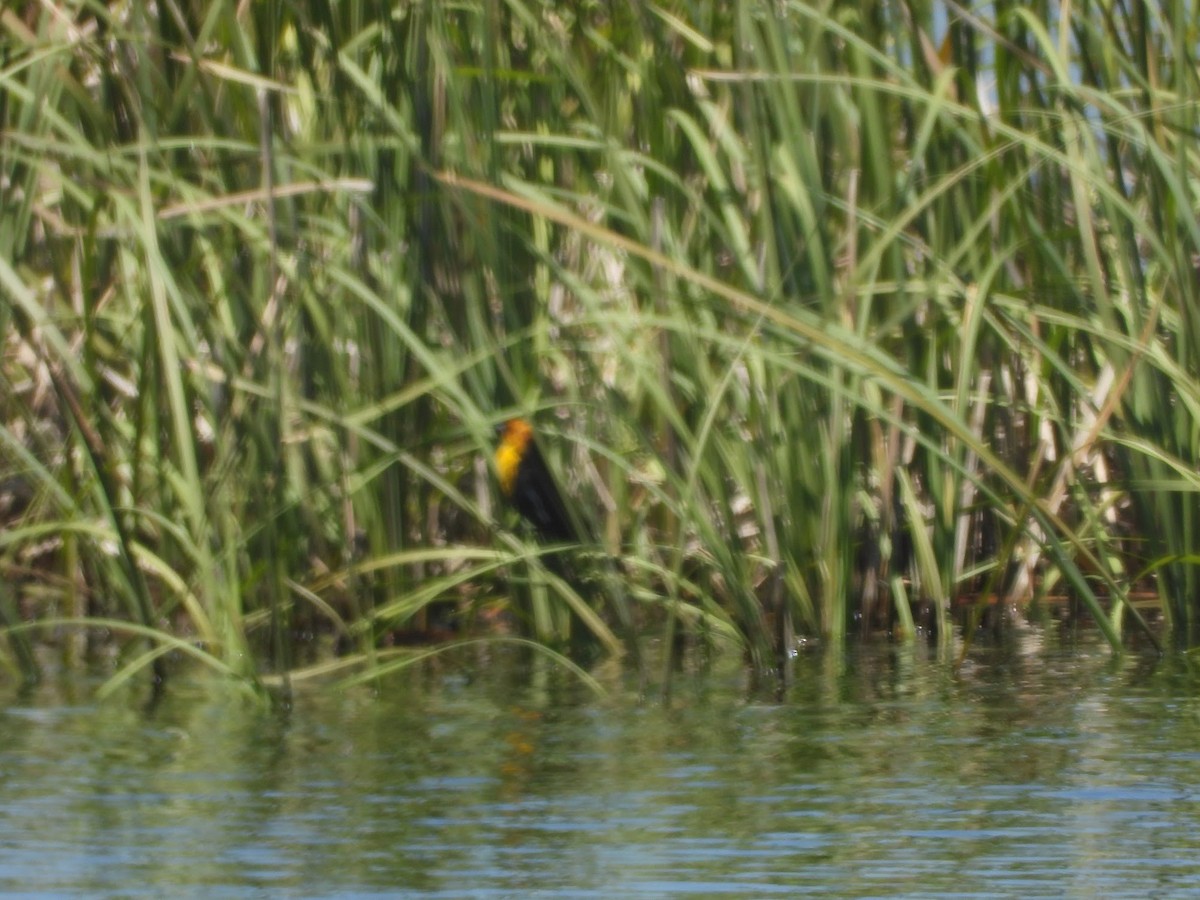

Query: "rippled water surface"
(2, 635), (1199, 898)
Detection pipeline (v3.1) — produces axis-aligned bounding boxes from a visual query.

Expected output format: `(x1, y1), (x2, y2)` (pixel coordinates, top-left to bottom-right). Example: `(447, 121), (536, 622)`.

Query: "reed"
(1, 0), (1196, 689)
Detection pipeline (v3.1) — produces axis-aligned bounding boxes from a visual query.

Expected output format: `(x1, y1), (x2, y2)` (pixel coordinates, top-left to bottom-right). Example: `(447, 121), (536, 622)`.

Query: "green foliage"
(2, 0), (1198, 689)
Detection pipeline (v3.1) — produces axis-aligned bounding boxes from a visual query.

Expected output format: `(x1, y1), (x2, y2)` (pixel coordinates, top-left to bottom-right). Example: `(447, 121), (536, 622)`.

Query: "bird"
(494, 418), (577, 543)
(493, 417), (642, 665)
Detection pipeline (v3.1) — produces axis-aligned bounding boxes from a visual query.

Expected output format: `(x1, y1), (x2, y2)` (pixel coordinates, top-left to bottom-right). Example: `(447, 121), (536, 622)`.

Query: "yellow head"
(495, 418), (534, 498)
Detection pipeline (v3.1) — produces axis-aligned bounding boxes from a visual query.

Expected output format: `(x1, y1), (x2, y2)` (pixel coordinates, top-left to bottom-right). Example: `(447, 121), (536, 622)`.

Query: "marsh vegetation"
(3, 1), (1199, 693)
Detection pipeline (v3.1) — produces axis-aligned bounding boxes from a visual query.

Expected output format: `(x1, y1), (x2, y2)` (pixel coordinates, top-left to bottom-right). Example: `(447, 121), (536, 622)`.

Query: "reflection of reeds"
(1, 0), (1195, 690)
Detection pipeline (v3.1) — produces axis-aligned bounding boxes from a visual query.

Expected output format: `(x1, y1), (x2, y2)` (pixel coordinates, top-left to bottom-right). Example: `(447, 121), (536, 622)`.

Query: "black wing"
(512, 442), (577, 543)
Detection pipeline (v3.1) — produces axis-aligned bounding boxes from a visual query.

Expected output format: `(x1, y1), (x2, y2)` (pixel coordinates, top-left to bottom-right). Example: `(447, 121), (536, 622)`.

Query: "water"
(2, 635), (1199, 898)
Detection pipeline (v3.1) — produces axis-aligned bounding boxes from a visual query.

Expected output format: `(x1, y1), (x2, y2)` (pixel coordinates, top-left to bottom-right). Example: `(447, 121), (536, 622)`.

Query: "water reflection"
(1, 637), (1198, 897)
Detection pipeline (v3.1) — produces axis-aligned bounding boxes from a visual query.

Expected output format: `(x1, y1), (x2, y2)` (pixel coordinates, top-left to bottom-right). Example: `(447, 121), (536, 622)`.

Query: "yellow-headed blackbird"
(494, 418), (641, 665)
(495, 418), (577, 543)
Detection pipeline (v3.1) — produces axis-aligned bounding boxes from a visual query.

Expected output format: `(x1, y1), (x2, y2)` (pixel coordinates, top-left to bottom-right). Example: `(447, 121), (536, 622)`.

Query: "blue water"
(1, 635), (1198, 898)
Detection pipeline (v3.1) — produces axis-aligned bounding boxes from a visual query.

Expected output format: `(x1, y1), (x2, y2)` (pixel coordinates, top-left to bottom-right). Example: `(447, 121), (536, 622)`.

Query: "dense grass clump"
(2, 1), (1198, 691)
